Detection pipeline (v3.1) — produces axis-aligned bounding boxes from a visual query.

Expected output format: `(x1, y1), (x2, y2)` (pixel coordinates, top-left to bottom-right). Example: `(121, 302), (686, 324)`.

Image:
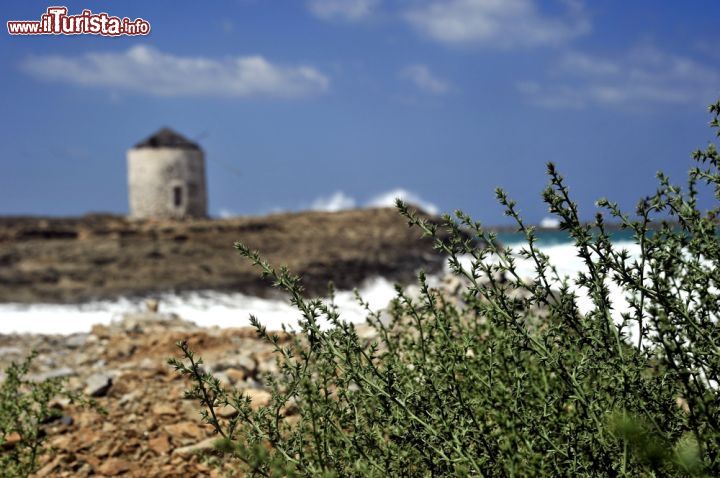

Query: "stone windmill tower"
(127, 128), (208, 219)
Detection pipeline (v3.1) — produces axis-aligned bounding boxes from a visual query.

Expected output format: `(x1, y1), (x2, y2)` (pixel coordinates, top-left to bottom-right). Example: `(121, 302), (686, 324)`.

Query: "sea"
(0, 230), (641, 335)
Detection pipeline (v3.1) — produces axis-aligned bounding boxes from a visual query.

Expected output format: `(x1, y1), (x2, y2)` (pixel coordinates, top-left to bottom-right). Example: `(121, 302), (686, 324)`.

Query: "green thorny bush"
(0, 352), (100, 478)
(171, 102), (720, 477)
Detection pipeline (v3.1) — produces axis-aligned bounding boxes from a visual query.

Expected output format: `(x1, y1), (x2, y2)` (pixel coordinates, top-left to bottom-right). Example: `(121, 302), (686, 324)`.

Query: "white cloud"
(21, 45), (329, 98)
(404, 0), (589, 48)
(218, 208), (238, 219)
(559, 51), (620, 76)
(518, 46), (720, 109)
(367, 189), (439, 215)
(310, 191), (357, 212)
(400, 64), (451, 94)
(307, 0), (381, 21)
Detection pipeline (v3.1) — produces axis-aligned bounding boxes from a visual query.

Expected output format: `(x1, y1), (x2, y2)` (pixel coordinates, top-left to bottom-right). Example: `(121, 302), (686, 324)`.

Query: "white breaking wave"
(504, 240), (641, 317)
(0, 240), (644, 336)
(539, 216), (561, 229)
(0, 278), (398, 335)
(455, 240), (643, 339)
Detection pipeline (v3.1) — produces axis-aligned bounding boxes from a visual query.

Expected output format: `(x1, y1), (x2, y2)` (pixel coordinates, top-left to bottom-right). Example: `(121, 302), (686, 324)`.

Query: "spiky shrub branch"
(0, 352), (100, 478)
(172, 101), (720, 476)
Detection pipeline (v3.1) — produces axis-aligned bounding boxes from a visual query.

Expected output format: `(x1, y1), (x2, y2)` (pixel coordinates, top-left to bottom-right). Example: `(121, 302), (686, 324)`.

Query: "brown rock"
(216, 404), (238, 418)
(90, 324), (111, 339)
(97, 457), (133, 476)
(244, 389), (272, 410)
(49, 434), (74, 451)
(146, 298), (160, 313)
(75, 452), (102, 470)
(224, 367), (249, 384)
(152, 403), (177, 416)
(164, 421), (206, 441)
(69, 429), (101, 452)
(172, 437), (218, 458)
(149, 434), (172, 455)
(101, 421), (117, 433)
(84, 372), (113, 397)
(3, 431), (21, 446)
(35, 455), (63, 477)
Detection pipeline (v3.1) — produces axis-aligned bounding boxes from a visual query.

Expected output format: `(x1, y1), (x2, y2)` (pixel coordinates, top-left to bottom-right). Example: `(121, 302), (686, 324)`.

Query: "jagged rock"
(118, 312), (187, 334)
(164, 421), (206, 441)
(148, 434), (171, 455)
(217, 405), (238, 419)
(3, 431), (21, 446)
(35, 455), (63, 477)
(146, 298), (160, 313)
(172, 437), (219, 458)
(213, 371), (231, 386)
(244, 389), (272, 410)
(256, 357), (279, 376)
(75, 463), (93, 477)
(152, 403), (177, 416)
(90, 324), (111, 339)
(65, 333), (88, 349)
(30, 366), (75, 382)
(97, 457), (134, 476)
(222, 367), (249, 385)
(118, 390), (140, 406)
(210, 355), (256, 375)
(0, 346), (23, 356)
(355, 324), (379, 340)
(84, 372), (112, 397)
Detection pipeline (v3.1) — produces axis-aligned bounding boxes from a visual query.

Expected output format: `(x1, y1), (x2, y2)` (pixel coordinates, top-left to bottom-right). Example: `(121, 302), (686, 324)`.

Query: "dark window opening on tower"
(173, 186), (182, 207)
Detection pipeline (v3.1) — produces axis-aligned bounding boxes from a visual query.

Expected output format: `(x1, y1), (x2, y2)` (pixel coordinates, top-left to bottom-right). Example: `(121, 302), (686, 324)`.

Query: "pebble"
(244, 389), (272, 410)
(84, 372), (113, 397)
(211, 354), (256, 374)
(172, 437), (219, 458)
(152, 403), (177, 416)
(97, 457), (133, 476)
(148, 434), (171, 455)
(29, 366), (76, 382)
(224, 367), (248, 384)
(164, 421), (205, 441)
(0, 346), (24, 356)
(65, 333), (88, 349)
(216, 404), (238, 418)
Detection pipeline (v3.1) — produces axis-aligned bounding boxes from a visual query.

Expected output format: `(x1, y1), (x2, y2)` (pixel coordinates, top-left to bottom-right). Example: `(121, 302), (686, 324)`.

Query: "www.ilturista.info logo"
(7, 7), (150, 36)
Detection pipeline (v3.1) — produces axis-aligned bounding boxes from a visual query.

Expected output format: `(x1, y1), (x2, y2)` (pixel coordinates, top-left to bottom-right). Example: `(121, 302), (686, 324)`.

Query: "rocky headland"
(0, 207), (455, 303)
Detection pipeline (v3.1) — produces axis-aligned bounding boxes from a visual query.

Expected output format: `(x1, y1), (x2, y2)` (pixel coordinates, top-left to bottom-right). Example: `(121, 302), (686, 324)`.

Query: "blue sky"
(1, 1), (718, 225)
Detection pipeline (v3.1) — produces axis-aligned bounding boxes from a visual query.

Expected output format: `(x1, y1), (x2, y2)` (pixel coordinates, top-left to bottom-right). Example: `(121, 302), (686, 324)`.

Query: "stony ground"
(0, 272), (471, 477)
(0, 309), (300, 477)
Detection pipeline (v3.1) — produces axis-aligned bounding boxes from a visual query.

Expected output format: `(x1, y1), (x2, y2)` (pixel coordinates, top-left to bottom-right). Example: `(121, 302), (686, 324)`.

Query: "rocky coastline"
(0, 208), (455, 304)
